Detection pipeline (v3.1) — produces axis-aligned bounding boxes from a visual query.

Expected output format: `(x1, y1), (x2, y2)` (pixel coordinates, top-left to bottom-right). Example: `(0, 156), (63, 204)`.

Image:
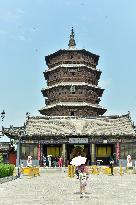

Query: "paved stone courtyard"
(0, 169), (136, 205)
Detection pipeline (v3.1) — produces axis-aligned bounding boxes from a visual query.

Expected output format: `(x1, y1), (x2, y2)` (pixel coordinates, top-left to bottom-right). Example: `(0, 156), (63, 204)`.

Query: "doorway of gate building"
(67, 144), (91, 165)
(96, 144), (115, 165)
(43, 144), (62, 157)
(42, 144), (62, 166)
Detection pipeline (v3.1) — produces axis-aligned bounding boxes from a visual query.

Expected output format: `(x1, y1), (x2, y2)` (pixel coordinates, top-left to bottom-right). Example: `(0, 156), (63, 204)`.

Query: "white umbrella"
(70, 156), (87, 166)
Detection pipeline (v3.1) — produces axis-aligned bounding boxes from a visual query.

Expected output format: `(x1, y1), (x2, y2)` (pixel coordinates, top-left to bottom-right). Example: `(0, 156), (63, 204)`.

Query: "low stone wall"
(0, 175), (18, 184)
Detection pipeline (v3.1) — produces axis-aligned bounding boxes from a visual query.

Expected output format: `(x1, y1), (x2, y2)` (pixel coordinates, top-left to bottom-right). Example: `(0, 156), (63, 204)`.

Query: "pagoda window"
(72, 72), (75, 76)
(78, 55), (81, 59)
(70, 55), (74, 59)
(70, 111), (75, 116)
(70, 85), (75, 94)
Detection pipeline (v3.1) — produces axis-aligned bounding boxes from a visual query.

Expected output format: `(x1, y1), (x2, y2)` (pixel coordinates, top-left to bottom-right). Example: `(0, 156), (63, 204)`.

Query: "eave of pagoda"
(44, 63), (101, 74)
(41, 82), (104, 97)
(39, 102), (106, 112)
(45, 49), (99, 66)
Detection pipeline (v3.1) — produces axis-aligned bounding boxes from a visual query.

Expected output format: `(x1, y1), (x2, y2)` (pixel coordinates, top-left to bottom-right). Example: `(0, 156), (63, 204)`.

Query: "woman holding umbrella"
(70, 156), (89, 198)
(79, 164), (89, 198)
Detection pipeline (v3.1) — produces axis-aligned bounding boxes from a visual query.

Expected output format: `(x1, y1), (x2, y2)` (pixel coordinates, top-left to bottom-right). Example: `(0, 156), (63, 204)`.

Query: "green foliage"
(71, 146), (86, 158)
(0, 163), (15, 178)
(0, 153), (3, 163)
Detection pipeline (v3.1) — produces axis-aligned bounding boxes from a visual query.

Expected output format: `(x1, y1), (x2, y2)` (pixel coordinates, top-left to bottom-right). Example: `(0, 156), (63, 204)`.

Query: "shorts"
(80, 181), (87, 187)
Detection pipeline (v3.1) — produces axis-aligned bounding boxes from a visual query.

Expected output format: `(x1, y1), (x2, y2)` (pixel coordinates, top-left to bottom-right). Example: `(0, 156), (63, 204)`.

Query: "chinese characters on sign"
(69, 138), (88, 144)
(21, 139), (68, 144)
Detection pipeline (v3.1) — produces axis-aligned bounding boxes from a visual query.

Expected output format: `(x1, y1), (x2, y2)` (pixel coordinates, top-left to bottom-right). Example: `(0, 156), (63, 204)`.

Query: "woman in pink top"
(58, 156), (63, 167)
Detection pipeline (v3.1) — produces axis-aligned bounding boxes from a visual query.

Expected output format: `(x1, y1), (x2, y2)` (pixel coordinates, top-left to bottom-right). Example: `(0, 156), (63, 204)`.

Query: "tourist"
(27, 156), (32, 167)
(43, 155), (46, 167)
(109, 156), (114, 175)
(79, 164), (89, 198)
(46, 156), (49, 167)
(58, 156), (63, 167)
(52, 157), (57, 167)
(48, 156), (52, 167)
(127, 155), (132, 167)
(75, 166), (80, 179)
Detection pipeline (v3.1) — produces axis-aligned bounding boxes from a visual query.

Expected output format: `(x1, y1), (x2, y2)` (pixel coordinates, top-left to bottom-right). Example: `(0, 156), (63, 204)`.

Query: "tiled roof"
(3, 114), (136, 138)
(42, 82), (103, 90)
(45, 64), (101, 73)
(39, 102), (105, 110)
(25, 115), (136, 137)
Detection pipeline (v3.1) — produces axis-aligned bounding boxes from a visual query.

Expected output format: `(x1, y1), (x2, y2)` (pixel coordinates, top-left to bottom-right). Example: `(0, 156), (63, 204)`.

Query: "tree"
(0, 153), (3, 163)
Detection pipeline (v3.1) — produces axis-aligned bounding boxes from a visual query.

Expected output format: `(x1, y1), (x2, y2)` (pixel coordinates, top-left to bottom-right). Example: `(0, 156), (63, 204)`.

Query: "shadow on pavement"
(74, 192), (92, 195)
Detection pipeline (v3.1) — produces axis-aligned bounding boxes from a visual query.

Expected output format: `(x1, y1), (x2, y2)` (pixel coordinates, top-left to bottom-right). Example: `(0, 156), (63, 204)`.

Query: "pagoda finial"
(68, 27), (76, 49)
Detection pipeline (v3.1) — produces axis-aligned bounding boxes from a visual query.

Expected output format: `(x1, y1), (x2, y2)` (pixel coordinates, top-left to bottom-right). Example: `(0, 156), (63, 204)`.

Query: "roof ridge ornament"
(68, 27), (76, 50)
(127, 111), (131, 119)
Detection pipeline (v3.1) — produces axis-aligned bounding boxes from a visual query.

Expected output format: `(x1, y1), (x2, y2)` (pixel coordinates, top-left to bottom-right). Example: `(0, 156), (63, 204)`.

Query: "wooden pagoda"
(2, 28), (136, 167)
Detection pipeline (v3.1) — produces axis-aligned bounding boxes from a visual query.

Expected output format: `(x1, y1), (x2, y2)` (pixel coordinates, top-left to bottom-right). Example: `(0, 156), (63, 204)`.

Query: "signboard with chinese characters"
(69, 138), (88, 144)
(103, 140), (107, 144)
(21, 139), (68, 144)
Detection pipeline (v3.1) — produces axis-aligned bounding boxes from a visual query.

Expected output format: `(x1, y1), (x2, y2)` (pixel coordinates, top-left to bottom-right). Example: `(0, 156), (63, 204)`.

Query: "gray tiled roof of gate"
(24, 114), (135, 137)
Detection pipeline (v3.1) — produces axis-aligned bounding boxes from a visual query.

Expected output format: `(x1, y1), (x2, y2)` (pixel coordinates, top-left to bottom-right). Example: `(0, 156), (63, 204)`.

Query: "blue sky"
(0, 0), (136, 138)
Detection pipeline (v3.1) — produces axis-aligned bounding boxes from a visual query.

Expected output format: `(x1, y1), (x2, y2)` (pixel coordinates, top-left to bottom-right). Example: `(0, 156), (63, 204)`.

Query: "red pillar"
(38, 143), (41, 161)
(116, 142), (120, 163)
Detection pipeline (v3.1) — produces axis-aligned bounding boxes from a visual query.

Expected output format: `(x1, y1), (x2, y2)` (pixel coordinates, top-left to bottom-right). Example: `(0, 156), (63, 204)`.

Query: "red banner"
(116, 142), (120, 160)
(38, 143), (41, 160)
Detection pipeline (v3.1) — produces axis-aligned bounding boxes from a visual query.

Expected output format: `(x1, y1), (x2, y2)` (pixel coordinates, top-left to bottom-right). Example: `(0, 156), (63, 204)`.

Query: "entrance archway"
(67, 144), (90, 165)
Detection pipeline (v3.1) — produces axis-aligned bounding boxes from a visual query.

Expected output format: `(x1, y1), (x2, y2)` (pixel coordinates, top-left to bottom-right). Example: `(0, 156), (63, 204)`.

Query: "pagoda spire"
(68, 27), (76, 49)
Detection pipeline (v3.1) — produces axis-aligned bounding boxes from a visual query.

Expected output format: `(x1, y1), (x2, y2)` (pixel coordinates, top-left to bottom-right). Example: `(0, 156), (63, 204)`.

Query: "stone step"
(40, 167), (67, 173)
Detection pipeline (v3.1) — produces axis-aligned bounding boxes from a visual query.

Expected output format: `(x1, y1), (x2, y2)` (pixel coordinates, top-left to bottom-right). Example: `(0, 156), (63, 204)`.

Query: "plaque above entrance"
(69, 138), (88, 144)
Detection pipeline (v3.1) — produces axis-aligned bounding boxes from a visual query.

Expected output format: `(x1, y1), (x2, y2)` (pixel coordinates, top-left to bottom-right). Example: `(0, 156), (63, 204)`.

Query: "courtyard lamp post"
(0, 110), (5, 137)
(16, 129), (26, 167)
(16, 112), (29, 167)
(1, 110), (5, 122)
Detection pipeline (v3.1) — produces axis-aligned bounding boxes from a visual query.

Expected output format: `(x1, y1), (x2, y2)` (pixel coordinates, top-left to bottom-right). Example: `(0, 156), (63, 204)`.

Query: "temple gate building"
(3, 29), (136, 166)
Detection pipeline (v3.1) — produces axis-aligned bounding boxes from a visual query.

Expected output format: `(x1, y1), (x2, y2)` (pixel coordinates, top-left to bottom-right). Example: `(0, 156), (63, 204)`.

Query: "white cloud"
(0, 8), (24, 23)
(99, 77), (112, 88)
(18, 35), (26, 41)
(16, 8), (25, 15)
(30, 27), (40, 33)
(0, 29), (7, 35)
(3, 11), (19, 21)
